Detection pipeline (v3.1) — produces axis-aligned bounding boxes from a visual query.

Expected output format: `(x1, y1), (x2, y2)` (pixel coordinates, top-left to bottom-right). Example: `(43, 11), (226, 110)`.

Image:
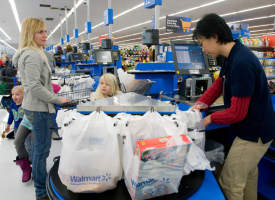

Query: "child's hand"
(4, 125), (10, 133)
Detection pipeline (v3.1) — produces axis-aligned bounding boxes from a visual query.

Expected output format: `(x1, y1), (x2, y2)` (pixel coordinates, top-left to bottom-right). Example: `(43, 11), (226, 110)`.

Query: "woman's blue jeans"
(24, 109), (52, 199)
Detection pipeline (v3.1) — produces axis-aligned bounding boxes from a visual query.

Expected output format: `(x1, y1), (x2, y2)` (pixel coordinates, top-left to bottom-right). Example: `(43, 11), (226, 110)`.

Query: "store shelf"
(258, 57), (275, 60)
(249, 47), (275, 52)
(264, 65), (275, 67)
(267, 76), (275, 80)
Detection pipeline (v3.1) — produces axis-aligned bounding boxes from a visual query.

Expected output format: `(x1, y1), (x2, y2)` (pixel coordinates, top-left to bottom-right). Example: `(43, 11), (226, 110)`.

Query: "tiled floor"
(0, 136), (62, 200)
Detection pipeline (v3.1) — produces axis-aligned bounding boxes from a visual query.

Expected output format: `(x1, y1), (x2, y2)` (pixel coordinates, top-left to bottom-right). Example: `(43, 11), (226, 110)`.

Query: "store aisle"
(0, 137), (62, 200)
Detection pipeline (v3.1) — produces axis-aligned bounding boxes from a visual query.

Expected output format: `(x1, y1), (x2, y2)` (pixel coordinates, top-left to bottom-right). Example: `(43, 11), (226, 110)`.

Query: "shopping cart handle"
(60, 100), (78, 108)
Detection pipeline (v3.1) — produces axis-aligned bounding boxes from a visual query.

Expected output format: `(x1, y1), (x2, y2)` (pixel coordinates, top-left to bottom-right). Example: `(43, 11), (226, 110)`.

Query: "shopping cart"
(57, 88), (92, 103)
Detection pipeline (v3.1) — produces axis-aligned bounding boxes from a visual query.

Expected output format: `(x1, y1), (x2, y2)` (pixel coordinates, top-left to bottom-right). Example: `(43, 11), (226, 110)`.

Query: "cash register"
(93, 49), (117, 75)
(171, 40), (212, 100)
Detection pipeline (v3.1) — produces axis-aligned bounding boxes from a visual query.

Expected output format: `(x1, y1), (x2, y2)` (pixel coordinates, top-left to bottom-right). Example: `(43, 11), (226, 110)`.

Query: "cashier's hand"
(60, 97), (71, 104)
(203, 115), (212, 128)
(189, 101), (208, 111)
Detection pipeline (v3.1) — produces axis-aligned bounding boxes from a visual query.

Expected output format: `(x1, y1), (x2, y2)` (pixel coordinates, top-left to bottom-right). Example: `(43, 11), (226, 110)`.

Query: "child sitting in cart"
(90, 73), (121, 101)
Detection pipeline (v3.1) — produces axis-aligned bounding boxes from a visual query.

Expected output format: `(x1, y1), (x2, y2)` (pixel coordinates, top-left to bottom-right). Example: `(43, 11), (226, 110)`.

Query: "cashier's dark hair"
(193, 13), (233, 44)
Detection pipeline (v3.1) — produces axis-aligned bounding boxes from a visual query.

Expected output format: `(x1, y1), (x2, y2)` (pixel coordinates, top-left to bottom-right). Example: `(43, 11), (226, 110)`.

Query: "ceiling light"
(250, 31), (275, 36)
(79, 3), (144, 37)
(113, 0), (226, 35)
(116, 37), (142, 43)
(0, 27), (12, 40)
(169, 0), (226, 17)
(0, 40), (16, 51)
(249, 24), (274, 29)
(8, 0), (21, 32)
(48, 0), (85, 39)
(221, 4), (275, 17)
(53, 0), (226, 46)
(114, 32), (141, 40)
(250, 29), (274, 33)
(114, 3), (144, 19)
(228, 15), (275, 24)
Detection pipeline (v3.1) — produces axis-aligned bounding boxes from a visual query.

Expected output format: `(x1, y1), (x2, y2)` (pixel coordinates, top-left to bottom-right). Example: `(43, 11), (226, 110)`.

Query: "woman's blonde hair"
(92, 73), (121, 100)
(18, 18), (50, 69)
(19, 18), (46, 50)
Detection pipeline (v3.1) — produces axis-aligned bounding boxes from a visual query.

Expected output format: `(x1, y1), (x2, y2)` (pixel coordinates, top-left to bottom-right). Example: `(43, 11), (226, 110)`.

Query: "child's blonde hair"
(11, 86), (24, 96)
(92, 73), (121, 100)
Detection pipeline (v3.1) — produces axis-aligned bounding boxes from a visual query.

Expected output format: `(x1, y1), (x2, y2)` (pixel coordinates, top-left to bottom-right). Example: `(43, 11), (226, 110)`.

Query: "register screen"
(95, 51), (113, 64)
(174, 44), (206, 70)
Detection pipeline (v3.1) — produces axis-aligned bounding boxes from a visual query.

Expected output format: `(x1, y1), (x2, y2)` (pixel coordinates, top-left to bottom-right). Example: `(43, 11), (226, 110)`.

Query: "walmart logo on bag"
(70, 173), (111, 184)
(131, 178), (157, 189)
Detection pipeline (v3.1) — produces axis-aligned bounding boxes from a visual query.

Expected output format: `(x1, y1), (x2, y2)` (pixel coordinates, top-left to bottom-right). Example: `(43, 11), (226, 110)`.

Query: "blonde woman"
(13, 18), (70, 200)
(91, 73), (121, 100)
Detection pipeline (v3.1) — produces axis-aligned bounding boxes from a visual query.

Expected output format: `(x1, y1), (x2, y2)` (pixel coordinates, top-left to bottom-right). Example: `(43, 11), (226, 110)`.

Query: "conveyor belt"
(46, 157), (205, 200)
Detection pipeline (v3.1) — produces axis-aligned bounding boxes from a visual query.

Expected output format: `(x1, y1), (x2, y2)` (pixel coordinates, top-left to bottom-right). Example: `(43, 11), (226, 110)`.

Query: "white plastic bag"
(58, 111), (122, 193)
(174, 109), (204, 130)
(121, 111), (190, 200)
(183, 143), (214, 176)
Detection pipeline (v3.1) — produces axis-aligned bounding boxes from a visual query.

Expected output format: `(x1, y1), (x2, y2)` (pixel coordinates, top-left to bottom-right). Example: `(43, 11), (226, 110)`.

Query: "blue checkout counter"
(46, 157), (225, 200)
(128, 62), (177, 96)
(188, 170), (225, 200)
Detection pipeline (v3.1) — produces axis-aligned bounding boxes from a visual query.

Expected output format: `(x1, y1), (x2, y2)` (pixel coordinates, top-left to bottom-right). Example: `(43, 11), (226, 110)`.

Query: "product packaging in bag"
(130, 135), (191, 200)
(121, 111), (191, 200)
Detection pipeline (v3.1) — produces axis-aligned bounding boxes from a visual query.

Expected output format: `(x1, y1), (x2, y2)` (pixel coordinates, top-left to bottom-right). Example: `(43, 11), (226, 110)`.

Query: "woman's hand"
(60, 97), (71, 104)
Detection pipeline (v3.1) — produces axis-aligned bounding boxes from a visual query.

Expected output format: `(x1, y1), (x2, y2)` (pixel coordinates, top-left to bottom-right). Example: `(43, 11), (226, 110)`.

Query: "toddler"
(90, 73), (121, 101)
(4, 86), (24, 138)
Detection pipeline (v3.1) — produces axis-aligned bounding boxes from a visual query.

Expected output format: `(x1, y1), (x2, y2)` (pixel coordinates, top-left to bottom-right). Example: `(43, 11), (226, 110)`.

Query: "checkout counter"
(128, 40), (212, 100)
(71, 49), (121, 89)
(46, 41), (226, 200)
(47, 39), (274, 199)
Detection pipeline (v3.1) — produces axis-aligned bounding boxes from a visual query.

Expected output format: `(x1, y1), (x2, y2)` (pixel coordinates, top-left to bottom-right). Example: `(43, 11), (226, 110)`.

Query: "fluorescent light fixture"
(115, 37), (142, 43)
(112, 32), (193, 45)
(161, 37), (193, 42)
(114, 32), (141, 40)
(250, 32), (275, 37)
(79, 2), (144, 37)
(113, 20), (151, 34)
(249, 24), (274, 29)
(113, 0), (226, 35)
(228, 15), (275, 24)
(192, 4), (275, 23)
(169, 0), (226, 17)
(48, 0), (85, 39)
(250, 29), (274, 33)
(53, 0), (226, 46)
(114, 3), (144, 19)
(0, 27), (12, 40)
(0, 40), (16, 51)
(8, 0), (21, 32)
(221, 4), (275, 17)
